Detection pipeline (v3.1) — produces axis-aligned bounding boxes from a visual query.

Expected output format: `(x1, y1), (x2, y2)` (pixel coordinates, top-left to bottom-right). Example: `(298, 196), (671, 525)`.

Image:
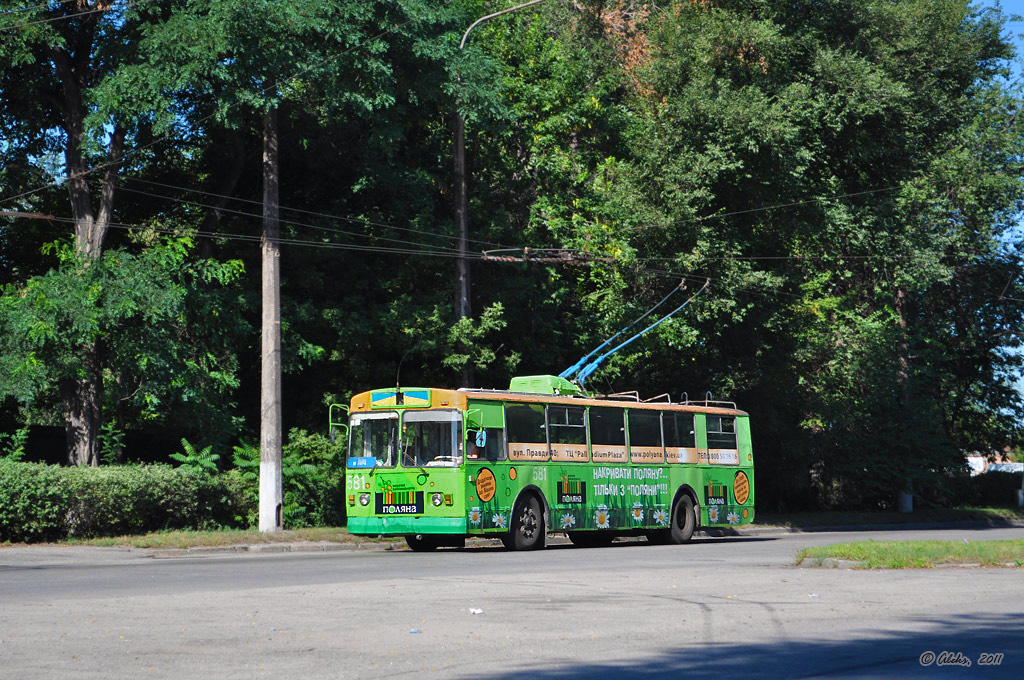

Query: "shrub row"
(962, 471), (1023, 507)
(0, 460), (252, 543)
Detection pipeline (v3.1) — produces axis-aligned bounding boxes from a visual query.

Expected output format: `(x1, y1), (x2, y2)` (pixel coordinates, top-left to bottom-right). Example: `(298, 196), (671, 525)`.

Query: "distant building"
(966, 448), (1022, 476)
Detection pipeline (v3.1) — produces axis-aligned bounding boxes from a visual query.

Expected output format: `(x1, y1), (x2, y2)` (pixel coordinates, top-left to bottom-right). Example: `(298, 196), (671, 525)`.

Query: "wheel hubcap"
(520, 508), (537, 538)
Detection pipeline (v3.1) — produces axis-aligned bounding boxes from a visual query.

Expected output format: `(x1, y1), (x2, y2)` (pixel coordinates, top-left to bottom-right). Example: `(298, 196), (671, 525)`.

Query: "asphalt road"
(2, 526), (1022, 679)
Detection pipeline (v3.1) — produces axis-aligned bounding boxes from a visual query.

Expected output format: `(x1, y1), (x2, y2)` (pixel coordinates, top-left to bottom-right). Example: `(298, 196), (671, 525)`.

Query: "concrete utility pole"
(259, 103), (283, 532)
(454, 0), (546, 387)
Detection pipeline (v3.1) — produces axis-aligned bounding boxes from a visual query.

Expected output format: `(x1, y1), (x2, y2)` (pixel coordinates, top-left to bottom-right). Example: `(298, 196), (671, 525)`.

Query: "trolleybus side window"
(627, 409), (664, 464)
(706, 415), (737, 449)
(468, 427), (507, 462)
(548, 405), (589, 462)
(348, 412), (398, 468)
(506, 403), (549, 462)
(664, 412), (696, 464)
(590, 406), (626, 463)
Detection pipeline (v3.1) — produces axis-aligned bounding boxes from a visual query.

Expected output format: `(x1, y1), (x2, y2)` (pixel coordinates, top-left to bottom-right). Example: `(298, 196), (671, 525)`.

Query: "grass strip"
(796, 539), (1024, 569)
(759, 506), (1024, 528)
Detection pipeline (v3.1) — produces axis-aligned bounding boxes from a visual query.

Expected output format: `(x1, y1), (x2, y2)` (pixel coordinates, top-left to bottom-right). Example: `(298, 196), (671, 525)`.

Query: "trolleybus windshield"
(400, 410), (463, 467)
(348, 412), (398, 468)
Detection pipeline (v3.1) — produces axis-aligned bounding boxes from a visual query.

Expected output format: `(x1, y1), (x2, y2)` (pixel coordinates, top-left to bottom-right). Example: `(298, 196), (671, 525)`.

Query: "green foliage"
(98, 422), (126, 466)
(0, 237), (246, 448)
(170, 438), (221, 476)
(0, 460), (246, 543)
(229, 429), (346, 528)
(283, 428), (348, 528)
(2, 0), (1021, 516)
(0, 424), (29, 461)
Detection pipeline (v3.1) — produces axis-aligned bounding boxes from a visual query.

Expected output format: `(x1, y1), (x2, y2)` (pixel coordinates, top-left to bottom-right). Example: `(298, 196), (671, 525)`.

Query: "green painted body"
(341, 384), (755, 538)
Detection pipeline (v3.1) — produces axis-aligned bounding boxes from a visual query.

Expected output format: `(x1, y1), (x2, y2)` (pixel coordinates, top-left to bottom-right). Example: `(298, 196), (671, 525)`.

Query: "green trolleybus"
(331, 374), (754, 551)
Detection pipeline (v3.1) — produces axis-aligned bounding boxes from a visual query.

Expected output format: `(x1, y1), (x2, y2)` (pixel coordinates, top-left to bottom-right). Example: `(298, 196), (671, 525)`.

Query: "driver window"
(467, 428), (506, 462)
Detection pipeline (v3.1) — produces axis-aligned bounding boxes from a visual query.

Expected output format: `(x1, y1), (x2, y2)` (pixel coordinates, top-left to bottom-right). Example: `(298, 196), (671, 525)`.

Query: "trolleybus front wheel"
(510, 495), (544, 550)
(405, 534), (438, 551)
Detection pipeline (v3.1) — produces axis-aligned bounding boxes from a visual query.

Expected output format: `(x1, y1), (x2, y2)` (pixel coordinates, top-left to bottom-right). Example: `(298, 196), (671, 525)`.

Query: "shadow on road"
(483, 612), (1023, 679)
(452, 535), (779, 553)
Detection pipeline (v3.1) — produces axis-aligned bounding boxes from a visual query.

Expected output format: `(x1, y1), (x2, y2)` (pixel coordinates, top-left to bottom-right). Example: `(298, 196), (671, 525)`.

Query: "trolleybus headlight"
(431, 492), (444, 507)
(359, 493), (370, 506)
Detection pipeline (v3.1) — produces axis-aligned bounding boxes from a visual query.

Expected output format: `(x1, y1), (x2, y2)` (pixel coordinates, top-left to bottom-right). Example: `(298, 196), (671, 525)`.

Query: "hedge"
(0, 460), (251, 543)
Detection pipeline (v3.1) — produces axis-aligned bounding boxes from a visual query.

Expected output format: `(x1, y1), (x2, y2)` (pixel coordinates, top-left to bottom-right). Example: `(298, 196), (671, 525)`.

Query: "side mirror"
(475, 430), (487, 448)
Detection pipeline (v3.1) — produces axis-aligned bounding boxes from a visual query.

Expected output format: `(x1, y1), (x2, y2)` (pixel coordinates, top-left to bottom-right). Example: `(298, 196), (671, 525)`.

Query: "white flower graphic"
(653, 508), (669, 526)
(560, 513), (576, 529)
(595, 506), (611, 529)
(631, 503), (644, 523)
(492, 513), (507, 529)
(469, 507), (482, 525)
(708, 506), (720, 524)
(727, 511), (740, 525)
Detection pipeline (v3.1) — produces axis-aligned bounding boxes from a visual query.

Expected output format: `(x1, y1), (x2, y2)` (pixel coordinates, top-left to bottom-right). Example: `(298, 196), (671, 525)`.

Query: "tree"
(0, 1), (203, 463)
(0, 237), (245, 460)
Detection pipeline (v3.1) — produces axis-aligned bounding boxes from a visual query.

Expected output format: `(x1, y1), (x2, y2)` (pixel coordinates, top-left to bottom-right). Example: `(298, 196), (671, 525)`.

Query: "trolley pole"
(454, 0), (546, 386)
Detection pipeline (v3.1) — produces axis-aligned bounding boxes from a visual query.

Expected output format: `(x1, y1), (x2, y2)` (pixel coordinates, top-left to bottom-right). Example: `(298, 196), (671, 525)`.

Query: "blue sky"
(986, 1), (1024, 76)
(980, 2), (1024, 397)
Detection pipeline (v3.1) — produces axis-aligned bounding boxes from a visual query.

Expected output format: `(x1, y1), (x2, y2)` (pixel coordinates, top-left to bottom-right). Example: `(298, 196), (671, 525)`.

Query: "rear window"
(706, 415), (737, 449)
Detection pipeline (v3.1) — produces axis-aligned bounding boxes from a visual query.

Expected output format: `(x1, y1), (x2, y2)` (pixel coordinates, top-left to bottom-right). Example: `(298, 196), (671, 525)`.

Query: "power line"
(115, 185), (470, 256)
(636, 253), (881, 262)
(2, 211), (492, 259)
(122, 176), (510, 250)
(1, 1), (79, 15)
(674, 186), (900, 227)
(0, 0), (146, 31)
(638, 265), (805, 301)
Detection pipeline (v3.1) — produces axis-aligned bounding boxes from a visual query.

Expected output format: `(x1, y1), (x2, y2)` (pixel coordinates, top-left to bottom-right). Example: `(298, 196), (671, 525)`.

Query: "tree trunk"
(59, 343), (103, 467)
(50, 40), (124, 466)
(259, 104), (284, 532)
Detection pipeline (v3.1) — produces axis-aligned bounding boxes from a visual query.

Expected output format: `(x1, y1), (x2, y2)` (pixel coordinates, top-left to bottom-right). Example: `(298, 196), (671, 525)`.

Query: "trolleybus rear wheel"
(667, 494), (696, 544)
(511, 495), (544, 550)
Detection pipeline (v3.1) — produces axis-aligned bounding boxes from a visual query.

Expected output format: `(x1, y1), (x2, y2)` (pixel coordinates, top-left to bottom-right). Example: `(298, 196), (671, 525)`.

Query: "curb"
(150, 535), (544, 559)
(151, 540), (402, 559)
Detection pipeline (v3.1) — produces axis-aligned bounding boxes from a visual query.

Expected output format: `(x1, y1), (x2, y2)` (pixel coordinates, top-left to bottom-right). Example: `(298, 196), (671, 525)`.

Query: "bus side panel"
(464, 461), (756, 533)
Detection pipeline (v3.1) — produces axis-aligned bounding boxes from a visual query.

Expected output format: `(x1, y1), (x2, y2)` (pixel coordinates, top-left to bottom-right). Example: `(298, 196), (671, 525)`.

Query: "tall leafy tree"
(0, 1), (200, 464)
